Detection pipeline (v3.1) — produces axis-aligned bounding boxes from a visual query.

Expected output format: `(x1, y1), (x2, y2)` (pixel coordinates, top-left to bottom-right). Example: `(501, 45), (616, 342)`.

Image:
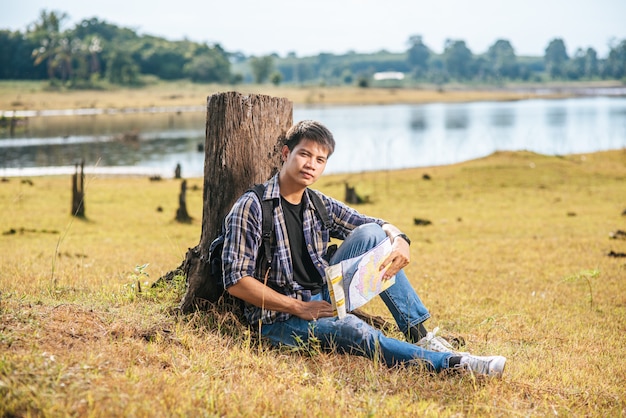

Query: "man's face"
(280, 138), (329, 188)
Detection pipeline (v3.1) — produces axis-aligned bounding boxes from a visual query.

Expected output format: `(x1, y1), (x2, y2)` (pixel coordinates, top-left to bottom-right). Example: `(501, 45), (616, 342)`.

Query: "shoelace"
(419, 327), (456, 352)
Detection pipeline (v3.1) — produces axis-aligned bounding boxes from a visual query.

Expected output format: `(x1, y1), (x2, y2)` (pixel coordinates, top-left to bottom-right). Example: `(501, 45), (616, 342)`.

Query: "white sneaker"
(459, 354), (506, 377)
(416, 327), (463, 354)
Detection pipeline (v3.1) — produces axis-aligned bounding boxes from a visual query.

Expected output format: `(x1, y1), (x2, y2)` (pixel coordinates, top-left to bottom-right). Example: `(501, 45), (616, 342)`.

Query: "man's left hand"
(381, 235), (410, 280)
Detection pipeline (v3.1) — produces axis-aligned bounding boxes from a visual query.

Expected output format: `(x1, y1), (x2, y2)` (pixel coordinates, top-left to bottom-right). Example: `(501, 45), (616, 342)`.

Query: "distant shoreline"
(1, 80), (625, 116)
(2, 85), (625, 119)
(1, 106), (205, 118)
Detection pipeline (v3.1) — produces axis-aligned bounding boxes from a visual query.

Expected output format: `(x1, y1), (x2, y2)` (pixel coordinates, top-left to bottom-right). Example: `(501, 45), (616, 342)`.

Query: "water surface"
(1, 97), (624, 177)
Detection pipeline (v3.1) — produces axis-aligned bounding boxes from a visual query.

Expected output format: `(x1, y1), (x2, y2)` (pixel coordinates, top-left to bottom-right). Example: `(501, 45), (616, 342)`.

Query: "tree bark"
(172, 92), (293, 313)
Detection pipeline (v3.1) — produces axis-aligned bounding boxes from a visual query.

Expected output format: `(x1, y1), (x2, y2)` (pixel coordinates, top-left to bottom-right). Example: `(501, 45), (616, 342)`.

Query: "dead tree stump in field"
(344, 183), (362, 204)
(163, 92), (293, 313)
(175, 180), (192, 223)
(71, 160), (85, 218)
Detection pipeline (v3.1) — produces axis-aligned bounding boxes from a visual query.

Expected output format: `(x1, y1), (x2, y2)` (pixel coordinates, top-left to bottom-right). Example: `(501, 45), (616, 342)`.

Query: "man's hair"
(284, 120), (335, 156)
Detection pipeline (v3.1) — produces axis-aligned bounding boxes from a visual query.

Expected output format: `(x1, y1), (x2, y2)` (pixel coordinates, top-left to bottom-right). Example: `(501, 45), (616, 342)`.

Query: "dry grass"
(0, 80), (570, 112)
(1, 149), (626, 417)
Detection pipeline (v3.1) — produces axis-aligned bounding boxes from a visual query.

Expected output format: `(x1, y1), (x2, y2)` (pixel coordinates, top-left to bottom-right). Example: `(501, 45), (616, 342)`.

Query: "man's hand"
(381, 224), (411, 280)
(293, 300), (335, 320)
(227, 276), (335, 320)
(381, 237), (410, 280)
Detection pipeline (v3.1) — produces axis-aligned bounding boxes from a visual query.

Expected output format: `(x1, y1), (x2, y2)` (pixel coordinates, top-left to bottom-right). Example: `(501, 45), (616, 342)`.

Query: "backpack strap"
(307, 189), (337, 261)
(248, 185), (332, 269)
(250, 184), (275, 267)
(307, 189), (332, 230)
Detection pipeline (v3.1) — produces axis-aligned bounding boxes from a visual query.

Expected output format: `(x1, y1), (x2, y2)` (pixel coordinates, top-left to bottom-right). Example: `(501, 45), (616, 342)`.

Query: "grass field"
(0, 79), (595, 112)
(1, 148), (625, 417)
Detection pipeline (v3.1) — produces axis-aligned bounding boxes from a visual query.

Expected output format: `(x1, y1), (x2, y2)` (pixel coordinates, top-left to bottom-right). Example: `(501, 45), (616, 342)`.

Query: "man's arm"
(227, 276), (334, 321)
(380, 223), (411, 280)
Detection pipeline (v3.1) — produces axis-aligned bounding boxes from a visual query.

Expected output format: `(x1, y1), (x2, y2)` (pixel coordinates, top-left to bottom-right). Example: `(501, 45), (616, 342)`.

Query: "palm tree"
(29, 10), (72, 82)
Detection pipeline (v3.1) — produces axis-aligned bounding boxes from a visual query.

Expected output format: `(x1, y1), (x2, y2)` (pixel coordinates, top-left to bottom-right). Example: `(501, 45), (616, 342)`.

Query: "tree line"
(1, 10), (625, 88)
(0, 11), (231, 87)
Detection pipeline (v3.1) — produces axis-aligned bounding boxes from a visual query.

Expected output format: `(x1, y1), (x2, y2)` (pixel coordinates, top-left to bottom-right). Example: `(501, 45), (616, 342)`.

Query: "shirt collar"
(264, 174), (282, 201)
(266, 173), (314, 209)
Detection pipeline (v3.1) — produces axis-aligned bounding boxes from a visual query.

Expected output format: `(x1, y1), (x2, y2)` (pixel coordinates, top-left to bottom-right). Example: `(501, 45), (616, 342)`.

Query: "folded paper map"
(325, 237), (395, 319)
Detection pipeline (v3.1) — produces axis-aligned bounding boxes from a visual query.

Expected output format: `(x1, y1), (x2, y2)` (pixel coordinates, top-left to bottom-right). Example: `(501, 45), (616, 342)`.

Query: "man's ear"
(281, 145), (290, 161)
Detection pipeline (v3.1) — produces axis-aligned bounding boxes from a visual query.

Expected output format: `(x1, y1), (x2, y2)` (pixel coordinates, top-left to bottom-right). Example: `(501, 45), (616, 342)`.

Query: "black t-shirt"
(280, 196), (324, 294)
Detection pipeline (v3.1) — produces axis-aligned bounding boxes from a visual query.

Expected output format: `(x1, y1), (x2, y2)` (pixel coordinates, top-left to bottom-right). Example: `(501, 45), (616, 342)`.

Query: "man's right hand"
(227, 276), (335, 320)
(294, 299), (334, 320)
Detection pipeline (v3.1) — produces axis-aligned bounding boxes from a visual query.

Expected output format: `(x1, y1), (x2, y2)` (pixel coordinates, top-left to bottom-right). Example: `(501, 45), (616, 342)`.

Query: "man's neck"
(278, 172), (306, 204)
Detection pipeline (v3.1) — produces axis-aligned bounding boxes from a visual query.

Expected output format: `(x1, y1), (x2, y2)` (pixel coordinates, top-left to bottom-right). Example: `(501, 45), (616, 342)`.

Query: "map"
(325, 237), (395, 319)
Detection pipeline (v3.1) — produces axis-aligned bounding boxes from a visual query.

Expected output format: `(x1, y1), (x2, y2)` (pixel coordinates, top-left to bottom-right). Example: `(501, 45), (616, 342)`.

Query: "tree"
(341, 69), (353, 85)
(249, 55), (274, 83)
(567, 48), (586, 80)
(270, 71), (282, 86)
(487, 39), (518, 80)
(0, 31), (14, 78)
(28, 10), (72, 82)
(87, 36), (103, 77)
(37, 37), (74, 82)
(184, 51), (230, 83)
(27, 10), (67, 43)
(544, 38), (569, 79)
(605, 39), (626, 79)
(170, 92), (292, 312)
(357, 74), (370, 88)
(105, 49), (140, 85)
(138, 41), (188, 80)
(71, 17), (138, 43)
(62, 35), (103, 86)
(0, 30), (46, 79)
(443, 39), (473, 80)
(584, 47), (598, 79)
(472, 55), (491, 81)
(406, 35), (431, 77)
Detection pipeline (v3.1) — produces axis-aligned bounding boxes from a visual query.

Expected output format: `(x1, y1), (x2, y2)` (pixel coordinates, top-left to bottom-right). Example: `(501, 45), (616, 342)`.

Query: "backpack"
(206, 184), (332, 303)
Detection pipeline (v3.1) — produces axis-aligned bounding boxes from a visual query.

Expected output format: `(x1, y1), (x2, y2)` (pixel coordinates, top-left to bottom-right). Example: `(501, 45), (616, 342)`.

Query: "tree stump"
(71, 160), (85, 217)
(344, 182), (362, 204)
(175, 180), (192, 223)
(164, 92), (293, 313)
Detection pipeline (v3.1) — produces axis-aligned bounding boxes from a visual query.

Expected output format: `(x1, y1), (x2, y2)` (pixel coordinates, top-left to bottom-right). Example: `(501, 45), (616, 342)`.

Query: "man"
(222, 120), (506, 376)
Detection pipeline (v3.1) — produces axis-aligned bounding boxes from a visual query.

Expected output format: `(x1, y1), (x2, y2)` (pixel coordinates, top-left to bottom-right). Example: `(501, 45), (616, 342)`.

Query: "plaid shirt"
(222, 174), (385, 324)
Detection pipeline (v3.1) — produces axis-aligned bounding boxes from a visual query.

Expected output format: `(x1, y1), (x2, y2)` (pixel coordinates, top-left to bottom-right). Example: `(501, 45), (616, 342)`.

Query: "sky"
(2, 0), (626, 58)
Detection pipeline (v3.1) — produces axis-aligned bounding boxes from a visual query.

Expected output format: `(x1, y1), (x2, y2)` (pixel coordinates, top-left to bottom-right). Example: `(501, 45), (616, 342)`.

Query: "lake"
(1, 97), (625, 178)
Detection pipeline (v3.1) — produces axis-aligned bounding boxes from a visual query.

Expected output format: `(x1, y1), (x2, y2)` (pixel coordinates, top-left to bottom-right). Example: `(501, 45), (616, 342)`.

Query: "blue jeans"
(261, 223), (454, 372)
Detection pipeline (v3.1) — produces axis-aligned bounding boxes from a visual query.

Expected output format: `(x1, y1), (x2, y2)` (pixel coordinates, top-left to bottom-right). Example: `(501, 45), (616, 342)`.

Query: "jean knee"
(355, 223), (386, 237)
(331, 223), (388, 264)
(353, 223), (387, 246)
(327, 315), (380, 354)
